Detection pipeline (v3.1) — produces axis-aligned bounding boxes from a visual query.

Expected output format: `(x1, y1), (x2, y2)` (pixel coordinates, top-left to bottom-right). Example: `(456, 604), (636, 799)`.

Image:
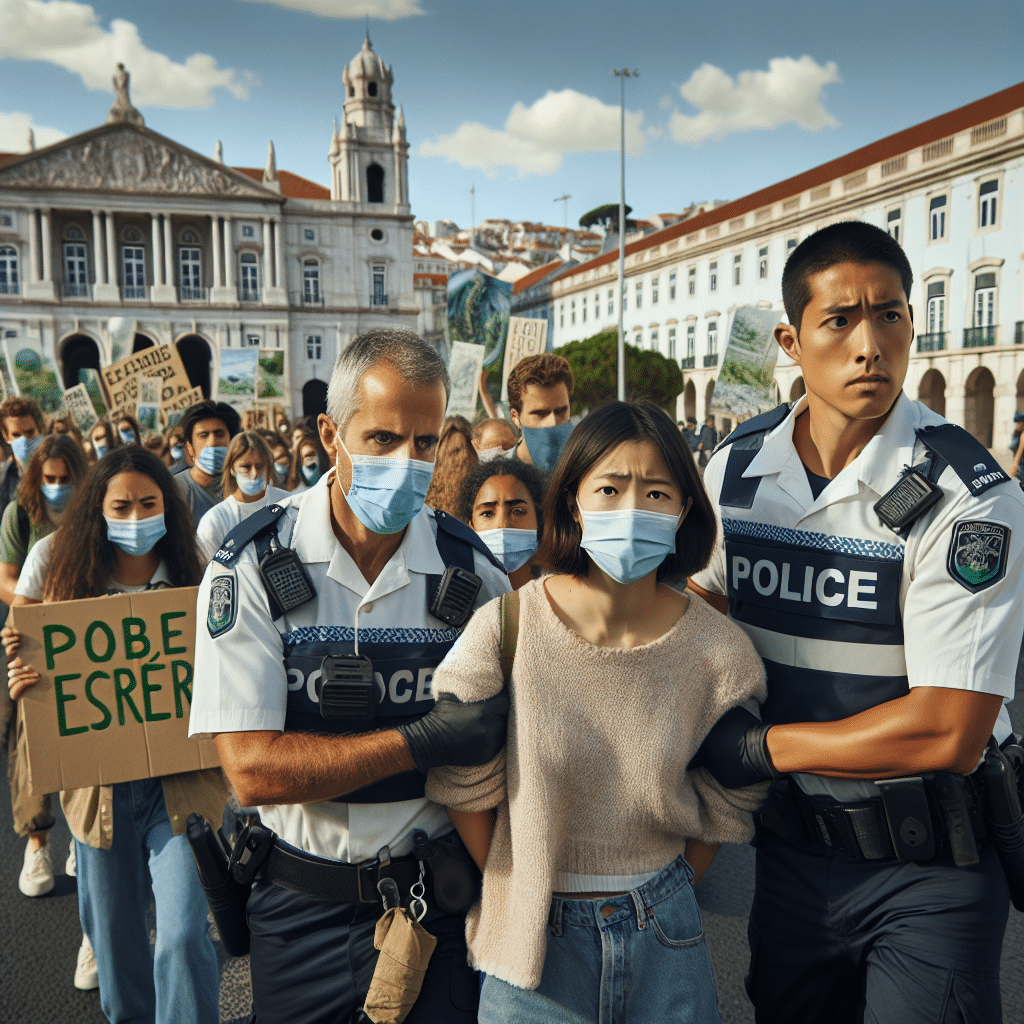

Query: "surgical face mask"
(119, 429), (136, 446)
(93, 440), (108, 459)
(476, 528), (537, 573)
(476, 446), (508, 463)
(235, 471), (266, 497)
(301, 463), (321, 486)
(274, 461), (289, 483)
(519, 420), (573, 475)
(104, 513), (167, 557)
(578, 503), (682, 585)
(339, 440), (434, 535)
(170, 445), (184, 461)
(41, 482), (73, 511)
(196, 445), (227, 476)
(10, 434), (42, 466)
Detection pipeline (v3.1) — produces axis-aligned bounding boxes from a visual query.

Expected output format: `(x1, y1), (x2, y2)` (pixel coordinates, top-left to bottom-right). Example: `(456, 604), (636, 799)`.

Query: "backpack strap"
(498, 589), (520, 684)
(212, 504), (289, 566)
(16, 504), (29, 552)
(915, 423), (1010, 497)
(433, 508), (504, 572)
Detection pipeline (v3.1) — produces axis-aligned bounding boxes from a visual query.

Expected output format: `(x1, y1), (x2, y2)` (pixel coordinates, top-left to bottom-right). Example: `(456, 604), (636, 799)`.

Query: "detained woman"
(426, 401), (768, 1023)
(4, 447), (226, 1024)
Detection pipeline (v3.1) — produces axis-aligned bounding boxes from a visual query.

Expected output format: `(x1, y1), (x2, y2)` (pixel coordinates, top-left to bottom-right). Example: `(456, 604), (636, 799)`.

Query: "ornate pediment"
(0, 124), (280, 201)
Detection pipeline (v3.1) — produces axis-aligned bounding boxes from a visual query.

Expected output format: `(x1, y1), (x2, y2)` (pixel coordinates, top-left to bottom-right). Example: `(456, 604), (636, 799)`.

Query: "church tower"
(329, 34), (408, 208)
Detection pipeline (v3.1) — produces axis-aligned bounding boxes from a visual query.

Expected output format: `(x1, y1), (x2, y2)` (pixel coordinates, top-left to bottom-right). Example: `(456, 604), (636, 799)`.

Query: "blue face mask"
(119, 429), (136, 445)
(476, 528), (538, 573)
(196, 445), (227, 476)
(236, 473), (266, 497)
(274, 461), (289, 483)
(170, 445), (184, 461)
(11, 434), (42, 466)
(94, 441), (109, 459)
(104, 513), (167, 557)
(578, 504), (682, 585)
(301, 463), (321, 486)
(340, 441), (434, 535)
(42, 482), (73, 511)
(519, 420), (573, 475)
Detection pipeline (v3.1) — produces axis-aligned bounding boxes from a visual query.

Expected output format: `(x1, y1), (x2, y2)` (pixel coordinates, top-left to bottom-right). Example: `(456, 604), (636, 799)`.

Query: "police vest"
(216, 504), (503, 804)
(716, 405), (1008, 726)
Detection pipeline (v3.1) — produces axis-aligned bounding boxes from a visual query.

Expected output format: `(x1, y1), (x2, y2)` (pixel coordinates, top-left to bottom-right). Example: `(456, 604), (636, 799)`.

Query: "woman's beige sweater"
(426, 579), (768, 990)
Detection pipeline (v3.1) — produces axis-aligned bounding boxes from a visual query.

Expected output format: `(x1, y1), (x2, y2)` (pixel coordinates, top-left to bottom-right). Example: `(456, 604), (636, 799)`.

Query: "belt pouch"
(875, 777), (936, 861)
(362, 908), (438, 1024)
(412, 829), (481, 914)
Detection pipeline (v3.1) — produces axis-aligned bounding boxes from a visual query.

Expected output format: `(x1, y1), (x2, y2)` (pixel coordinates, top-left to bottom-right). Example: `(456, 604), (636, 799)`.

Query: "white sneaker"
(66, 839), (76, 877)
(18, 840), (55, 897)
(74, 934), (99, 991)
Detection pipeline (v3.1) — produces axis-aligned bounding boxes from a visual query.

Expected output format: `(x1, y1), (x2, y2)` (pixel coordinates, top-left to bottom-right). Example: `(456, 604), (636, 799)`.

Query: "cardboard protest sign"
(136, 376), (162, 434)
(446, 269), (511, 372)
(107, 317), (137, 365)
(708, 306), (781, 424)
(446, 341), (486, 420)
(101, 343), (192, 411)
(160, 385), (203, 428)
(79, 368), (108, 420)
(2, 335), (63, 413)
(217, 348), (258, 403)
(63, 383), (99, 434)
(256, 349), (286, 402)
(13, 587), (220, 794)
(500, 316), (548, 402)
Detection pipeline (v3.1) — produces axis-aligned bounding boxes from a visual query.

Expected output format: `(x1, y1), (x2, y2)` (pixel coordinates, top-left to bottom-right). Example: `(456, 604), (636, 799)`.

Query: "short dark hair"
(0, 396), (44, 434)
(180, 400), (240, 447)
(536, 401), (716, 583)
(457, 457), (547, 534)
(507, 353), (574, 413)
(782, 220), (913, 331)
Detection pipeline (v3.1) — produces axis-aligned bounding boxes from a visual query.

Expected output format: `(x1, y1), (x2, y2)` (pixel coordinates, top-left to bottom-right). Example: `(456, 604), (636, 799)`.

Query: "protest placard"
(136, 376), (162, 433)
(2, 335), (63, 413)
(13, 587), (219, 794)
(500, 316), (548, 402)
(160, 385), (204, 427)
(256, 349), (287, 402)
(708, 306), (782, 425)
(101, 343), (192, 411)
(79, 368), (108, 420)
(446, 341), (487, 420)
(63, 383), (99, 434)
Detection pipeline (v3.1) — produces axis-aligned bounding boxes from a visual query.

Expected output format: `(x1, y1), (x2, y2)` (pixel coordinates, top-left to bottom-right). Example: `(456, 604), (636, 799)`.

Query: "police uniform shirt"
(692, 392), (1024, 801)
(189, 471), (510, 863)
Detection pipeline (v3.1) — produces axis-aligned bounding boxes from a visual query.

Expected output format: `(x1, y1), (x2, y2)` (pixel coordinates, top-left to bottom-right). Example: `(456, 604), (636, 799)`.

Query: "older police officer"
(689, 222), (1024, 1023)
(190, 329), (510, 1024)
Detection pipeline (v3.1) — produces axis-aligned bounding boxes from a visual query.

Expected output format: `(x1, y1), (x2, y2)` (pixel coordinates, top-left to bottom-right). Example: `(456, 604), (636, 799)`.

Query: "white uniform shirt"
(692, 393), (1024, 799)
(15, 531), (55, 601)
(195, 487), (290, 562)
(189, 471), (509, 862)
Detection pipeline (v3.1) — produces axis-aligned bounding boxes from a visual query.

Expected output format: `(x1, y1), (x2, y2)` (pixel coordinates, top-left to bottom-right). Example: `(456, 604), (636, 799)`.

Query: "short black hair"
(457, 457), (547, 533)
(180, 399), (241, 447)
(536, 401), (716, 584)
(782, 220), (913, 331)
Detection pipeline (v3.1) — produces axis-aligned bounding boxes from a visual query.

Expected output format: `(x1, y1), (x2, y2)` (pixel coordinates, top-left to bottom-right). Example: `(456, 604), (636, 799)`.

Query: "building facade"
(550, 83), (1024, 455)
(0, 37), (414, 420)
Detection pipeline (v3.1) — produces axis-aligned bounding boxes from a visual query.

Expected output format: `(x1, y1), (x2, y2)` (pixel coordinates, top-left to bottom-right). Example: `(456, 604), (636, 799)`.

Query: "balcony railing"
(239, 287), (261, 303)
(122, 285), (146, 300)
(62, 281), (90, 299)
(179, 286), (207, 301)
(703, 353), (719, 368)
(0, 282), (20, 295)
(681, 356), (695, 370)
(371, 293), (389, 307)
(963, 325), (998, 348)
(916, 332), (946, 352)
(1015, 321), (1023, 346)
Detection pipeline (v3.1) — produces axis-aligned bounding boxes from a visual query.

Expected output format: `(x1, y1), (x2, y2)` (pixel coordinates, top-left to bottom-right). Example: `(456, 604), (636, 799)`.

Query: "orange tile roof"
(415, 273), (448, 285)
(0, 152), (20, 170)
(559, 80), (1024, 283)
(512, 259), (563, 295)
(233, 166), (331, 200)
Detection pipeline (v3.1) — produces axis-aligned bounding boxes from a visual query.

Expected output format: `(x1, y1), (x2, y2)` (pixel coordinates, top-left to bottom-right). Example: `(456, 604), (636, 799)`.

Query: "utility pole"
(611, 68), (637, 403)
(470, 184), (475, 246)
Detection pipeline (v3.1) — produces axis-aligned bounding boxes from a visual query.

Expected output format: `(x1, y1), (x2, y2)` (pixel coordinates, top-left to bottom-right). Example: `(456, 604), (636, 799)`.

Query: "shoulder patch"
(207, 574), (237, 637)
(947, 520), (1010, 592)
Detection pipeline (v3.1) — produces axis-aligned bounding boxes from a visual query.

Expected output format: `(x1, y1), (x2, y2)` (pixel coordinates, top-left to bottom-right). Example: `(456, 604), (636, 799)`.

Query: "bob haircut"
(536, 401), (716, 584)
(457, 457), (546, 535)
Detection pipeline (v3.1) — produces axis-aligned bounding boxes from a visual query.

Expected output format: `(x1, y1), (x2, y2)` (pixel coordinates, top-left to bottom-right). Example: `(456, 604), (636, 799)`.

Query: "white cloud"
(669, 56), (840, 144)
(659, 93), (673, 111)
(238, 0), (425, 18)
(0, 0), (254, 108)
(419, 89), (645, 178)
(0, 111), (67, 151)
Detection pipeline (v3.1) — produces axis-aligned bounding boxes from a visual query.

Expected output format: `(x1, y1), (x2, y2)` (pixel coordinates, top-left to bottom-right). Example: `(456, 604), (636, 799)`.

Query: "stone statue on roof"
(106, 63), (145, 128)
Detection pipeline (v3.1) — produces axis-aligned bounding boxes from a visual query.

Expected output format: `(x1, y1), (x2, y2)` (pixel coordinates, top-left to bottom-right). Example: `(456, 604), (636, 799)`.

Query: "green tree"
(559, 329), (683, 414)
(579, 203), (634, 232)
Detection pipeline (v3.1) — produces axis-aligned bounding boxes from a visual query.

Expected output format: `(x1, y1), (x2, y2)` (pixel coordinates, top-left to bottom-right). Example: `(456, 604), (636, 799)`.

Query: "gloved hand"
(398, 690), (510, 773)
(688, 705), (780, 788)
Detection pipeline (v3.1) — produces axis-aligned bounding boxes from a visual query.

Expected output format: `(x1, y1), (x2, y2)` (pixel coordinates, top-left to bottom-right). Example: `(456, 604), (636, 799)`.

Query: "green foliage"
(559, 329), (683, 414)
(579, 203), (633, 231)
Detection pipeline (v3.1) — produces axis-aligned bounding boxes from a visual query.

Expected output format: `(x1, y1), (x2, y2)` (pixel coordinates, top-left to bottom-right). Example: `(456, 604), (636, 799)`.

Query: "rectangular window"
(239, 253), (260, 300)
(607, 288), (614, 316)
(974, 273), (996, 328)
(669, 272), (676, 300)
(652, 276), (659, 304)
(887, 207), (902, 245)
(668, 327), (676, 359)
(303, 262), (321, 303)
(0, 246), (19, 294)
(303, 228), (315, 242)
(635, 284), (642, 309)
(179, 246), (202, 299)
(787, 238), (798, 251)
(686, 325), (695, 358)
(0, 212), (12, 228)
(979, 180), (998, 228)
(63, 242), (89, 297)
(929, 195), (947, 241)
(709, 262), (717, 292)
(926, 281), (946, 334)
(758, 246), (768, 279)
(707, 322), (718, 355)
(245, 333), (261, 347)
(242, 224), (255, 238)
(306, 335), (322, 360)
(650, 329), (659, 352)
(121, 245), (145, 299)
(733, 254), (742, 286)
(688, 266), (695, 296)
(372, 264), (386, 305)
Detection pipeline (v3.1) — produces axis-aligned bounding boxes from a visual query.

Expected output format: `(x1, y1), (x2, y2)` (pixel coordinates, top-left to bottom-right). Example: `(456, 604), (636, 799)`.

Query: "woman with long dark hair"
(4, 446), (225, 1023)
(425, 415), (479, 517)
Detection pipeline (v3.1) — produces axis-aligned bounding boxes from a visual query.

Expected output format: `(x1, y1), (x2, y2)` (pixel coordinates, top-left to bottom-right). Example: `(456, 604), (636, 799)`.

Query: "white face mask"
(476, 447), (508, 463)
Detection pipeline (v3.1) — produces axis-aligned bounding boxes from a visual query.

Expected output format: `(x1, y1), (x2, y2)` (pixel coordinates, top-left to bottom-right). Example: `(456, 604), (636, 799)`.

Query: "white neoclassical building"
(551, 82), (1024, 458)
(0, 36), (414, 419)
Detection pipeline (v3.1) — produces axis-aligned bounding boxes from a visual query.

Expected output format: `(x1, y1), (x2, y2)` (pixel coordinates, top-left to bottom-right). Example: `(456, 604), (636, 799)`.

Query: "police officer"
(189, 329), (510, 1024)
(688, 221), (1024, 1023)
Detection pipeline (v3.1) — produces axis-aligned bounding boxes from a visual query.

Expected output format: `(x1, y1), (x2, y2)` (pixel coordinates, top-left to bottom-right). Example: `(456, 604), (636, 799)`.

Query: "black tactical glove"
(398, 690), (510, 773)
(688, 705), (780, 788)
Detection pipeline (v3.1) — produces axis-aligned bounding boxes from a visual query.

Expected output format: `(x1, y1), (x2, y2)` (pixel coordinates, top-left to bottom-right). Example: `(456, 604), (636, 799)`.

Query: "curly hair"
(425, 417), (478, 517)
(507, 354), (574, 414)
(457, 457), (546, 533)
(45, 446), (203, 601)
(0, 396), (44, 434)
(221, 430), (275, 499)
(17, 434), (90, 527)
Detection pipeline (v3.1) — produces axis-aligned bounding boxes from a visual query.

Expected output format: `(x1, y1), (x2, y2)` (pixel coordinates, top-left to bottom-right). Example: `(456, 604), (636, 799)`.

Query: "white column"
(94, 210), (120, 302)
(28, 208), (39, 283)
(39, 208), (52, 283)
(211, 214), (222, 287)
(261, 217), (272, 298)
(274, 220), (284, 291)
(92, 210), (105, 284)
(105, 212), (117, 285)
(223, 216), (235, 290)
(163, 214), (174, 289)
(151, 213), (163, 286)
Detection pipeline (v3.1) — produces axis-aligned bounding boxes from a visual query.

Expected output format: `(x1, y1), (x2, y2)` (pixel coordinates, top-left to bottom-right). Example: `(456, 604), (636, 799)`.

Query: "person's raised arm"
(0, 562), (20, 607)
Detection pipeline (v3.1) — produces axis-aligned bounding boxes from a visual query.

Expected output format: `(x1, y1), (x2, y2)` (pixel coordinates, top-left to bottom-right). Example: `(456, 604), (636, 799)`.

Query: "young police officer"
(689, 221), (1024, 1023)
(189, 330), (510, 1024)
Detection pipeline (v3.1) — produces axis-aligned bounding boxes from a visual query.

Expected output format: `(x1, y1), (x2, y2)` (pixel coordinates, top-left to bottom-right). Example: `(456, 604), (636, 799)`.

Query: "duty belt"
(759, 771), (987, 867)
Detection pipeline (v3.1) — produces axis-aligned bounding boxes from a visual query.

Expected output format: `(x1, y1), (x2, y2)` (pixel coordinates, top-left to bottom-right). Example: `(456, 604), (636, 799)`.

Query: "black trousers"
(747, 830), (1010, 1024)
(246, 876), (479, 1024)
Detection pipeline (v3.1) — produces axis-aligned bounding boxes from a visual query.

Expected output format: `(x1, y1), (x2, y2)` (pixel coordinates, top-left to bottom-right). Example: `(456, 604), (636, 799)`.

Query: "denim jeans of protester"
(479, 854), (722, 1024)
(75, 777), (219, 1024)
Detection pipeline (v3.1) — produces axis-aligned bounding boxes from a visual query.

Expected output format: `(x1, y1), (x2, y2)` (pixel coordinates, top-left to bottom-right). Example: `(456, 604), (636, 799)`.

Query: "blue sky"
(1, 0), (1021, 229)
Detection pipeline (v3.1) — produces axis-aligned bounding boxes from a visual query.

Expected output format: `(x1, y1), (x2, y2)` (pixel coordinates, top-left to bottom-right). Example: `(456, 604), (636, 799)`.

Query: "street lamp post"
(611, 68), (637, 402)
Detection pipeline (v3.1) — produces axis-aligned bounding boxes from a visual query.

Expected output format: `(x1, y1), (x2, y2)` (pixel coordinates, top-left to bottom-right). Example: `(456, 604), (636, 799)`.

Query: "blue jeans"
(75, 778), (219, 1024)
(479, 855), (722, 1024)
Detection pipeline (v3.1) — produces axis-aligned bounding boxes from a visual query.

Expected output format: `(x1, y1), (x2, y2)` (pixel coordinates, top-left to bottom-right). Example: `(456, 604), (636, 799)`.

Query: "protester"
(427, 400), (767, 1023)
(161, 427), (188, 472)
(459, 458), (545, 590)
(507, 353), (574, 473)
(116, 412), (143, 446)
(286, 428), (329, 492)
(4, 446), (226, 1022)
(190, 328), (511, 1024)
(88, 420), (118, 462)
(174, 399), (241, 525)
(291, 415), (313, 452)
(143, 434), (164, 459)
(264, 432), (292, 488)
(425, 415), (479, 517)
(471, 417), (518, 462)
(696, 415), (718, 468)
(682, 416), (700, 458)
(47, 412), (86, 453)
(195, 431), (288, 560)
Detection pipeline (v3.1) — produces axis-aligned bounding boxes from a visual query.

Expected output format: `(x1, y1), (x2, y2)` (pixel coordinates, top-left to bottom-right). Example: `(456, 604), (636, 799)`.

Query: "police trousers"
(747, 829), (1010, 1024)
(246, 875), (479, 1024)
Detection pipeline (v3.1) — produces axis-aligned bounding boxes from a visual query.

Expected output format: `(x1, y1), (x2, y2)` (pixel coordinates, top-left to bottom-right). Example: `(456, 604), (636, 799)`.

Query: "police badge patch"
(947, 520), (1010, 593)
(208, 574), (237, 637)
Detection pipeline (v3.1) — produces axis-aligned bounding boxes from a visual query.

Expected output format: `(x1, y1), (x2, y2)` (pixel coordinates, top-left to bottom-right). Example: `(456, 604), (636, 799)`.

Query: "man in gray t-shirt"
(174, 400), (240, 528)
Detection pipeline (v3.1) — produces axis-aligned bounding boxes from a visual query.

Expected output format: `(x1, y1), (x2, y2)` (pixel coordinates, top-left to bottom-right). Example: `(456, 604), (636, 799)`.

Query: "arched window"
(368, 81), (378, 97)
(65, 224), (84, 241)
(123, 226), (143, 243)
(181, 228), (200, 245)
(239, 252), (259, 302)
(366, 163), (384, 203)
(0, 245), (19, 295)
(303, 259), (321, 304)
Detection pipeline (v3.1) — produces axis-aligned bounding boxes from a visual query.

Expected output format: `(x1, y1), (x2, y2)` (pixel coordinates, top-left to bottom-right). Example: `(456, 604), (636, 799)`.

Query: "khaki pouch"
(362, 907), (438, 1024)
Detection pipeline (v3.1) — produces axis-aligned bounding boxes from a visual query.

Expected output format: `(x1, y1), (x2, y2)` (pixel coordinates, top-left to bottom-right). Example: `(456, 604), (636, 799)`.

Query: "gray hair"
(326, 329), (451, 434)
